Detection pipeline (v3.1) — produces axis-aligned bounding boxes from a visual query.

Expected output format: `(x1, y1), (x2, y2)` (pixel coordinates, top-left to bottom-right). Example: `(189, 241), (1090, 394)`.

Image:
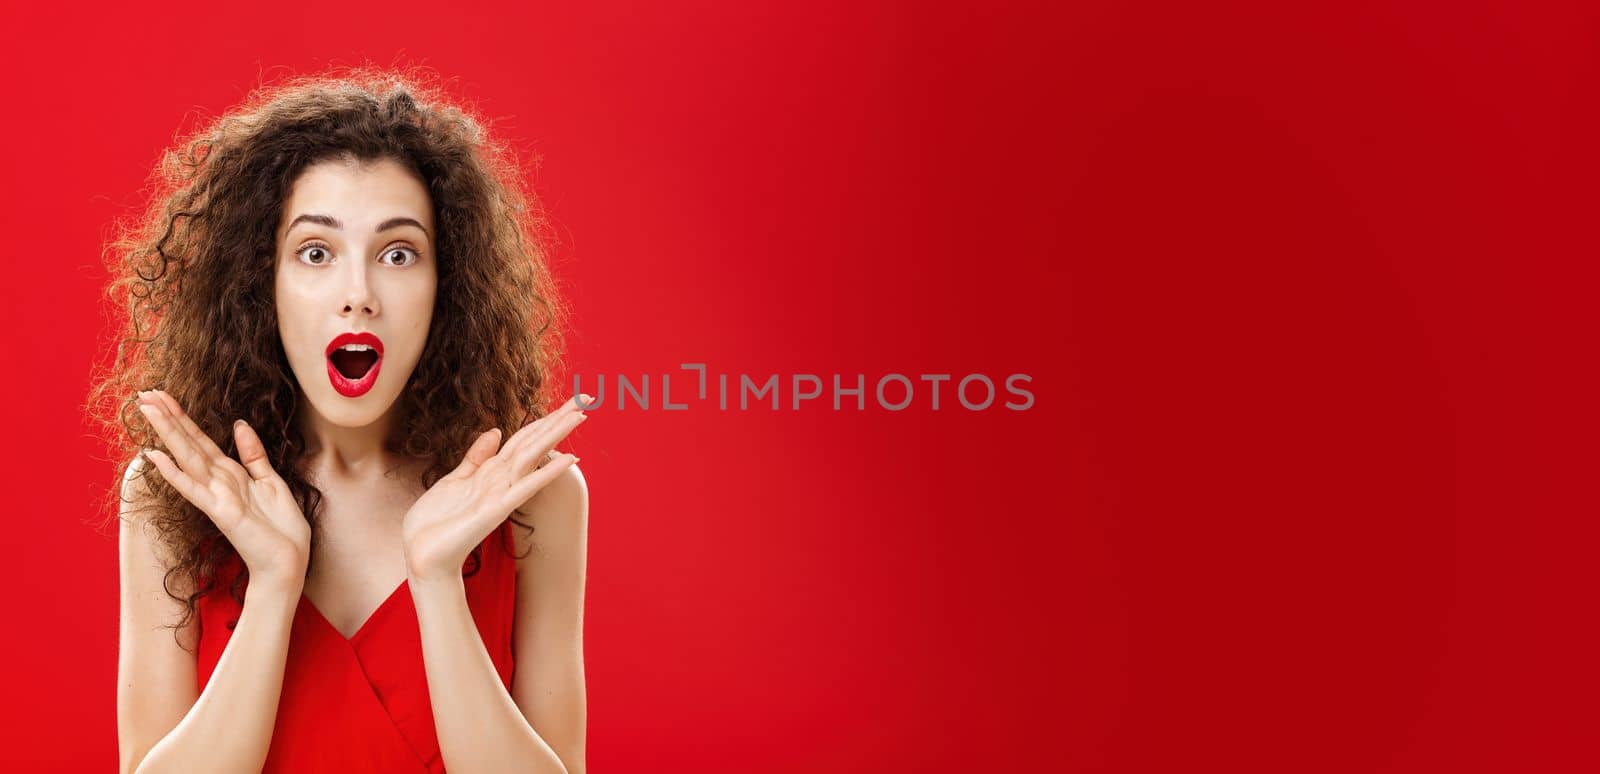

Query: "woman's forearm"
(133, 578), (301, 774)
(410, 573), (567, 774)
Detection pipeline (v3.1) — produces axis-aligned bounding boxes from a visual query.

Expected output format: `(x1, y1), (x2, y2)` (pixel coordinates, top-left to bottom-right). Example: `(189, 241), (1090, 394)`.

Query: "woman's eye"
(382, 246), (420, 266)
(296, 244), (332, 265)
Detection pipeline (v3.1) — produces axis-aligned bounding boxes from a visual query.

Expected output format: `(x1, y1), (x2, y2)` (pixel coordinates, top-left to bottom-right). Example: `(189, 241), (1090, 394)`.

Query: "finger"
(138, 398), (207, 477)
(149, 390), (227, 460)
(232, 419), (278, 481)
(446, 428), (502, 480)
(511, 411), (586, 477)
(512, 415), (588, 479)
(500, 394), (592, 459)
(503, 404), (588, 466)
(145, 448), (237, 534)
(141, 448), (206, 512)
(501, 453), (578, 512)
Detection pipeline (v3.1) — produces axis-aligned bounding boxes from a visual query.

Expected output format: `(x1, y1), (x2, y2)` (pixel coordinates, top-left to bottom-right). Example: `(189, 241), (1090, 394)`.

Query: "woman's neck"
(296, 399), (404, 481)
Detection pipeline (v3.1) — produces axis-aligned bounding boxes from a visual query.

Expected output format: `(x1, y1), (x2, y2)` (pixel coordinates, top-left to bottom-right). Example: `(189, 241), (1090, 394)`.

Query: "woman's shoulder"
(121, 453), (243, 600)
(507, 461), (588, 566)
(118, 454), (191, 590)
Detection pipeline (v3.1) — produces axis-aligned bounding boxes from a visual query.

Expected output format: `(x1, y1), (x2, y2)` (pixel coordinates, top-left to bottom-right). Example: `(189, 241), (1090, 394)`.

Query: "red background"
(2, 1), (1596, 771)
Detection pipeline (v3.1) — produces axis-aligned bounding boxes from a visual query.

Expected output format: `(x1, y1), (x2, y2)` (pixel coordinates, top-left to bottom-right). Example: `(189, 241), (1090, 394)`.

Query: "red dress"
(196, 521), (518, 773)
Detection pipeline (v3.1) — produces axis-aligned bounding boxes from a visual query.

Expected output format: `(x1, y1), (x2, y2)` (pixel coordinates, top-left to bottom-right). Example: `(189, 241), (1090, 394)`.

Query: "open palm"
(138, 390), (311, 588)
(401, 394), (589, 581)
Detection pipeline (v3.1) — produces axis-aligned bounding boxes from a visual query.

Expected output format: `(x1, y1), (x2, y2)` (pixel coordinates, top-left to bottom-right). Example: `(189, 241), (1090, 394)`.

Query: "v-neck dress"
(195, 521), (518, 773)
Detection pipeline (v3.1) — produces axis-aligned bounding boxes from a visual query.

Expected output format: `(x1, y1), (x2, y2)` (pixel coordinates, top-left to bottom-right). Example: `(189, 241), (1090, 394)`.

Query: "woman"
(87, 68), (590, 773)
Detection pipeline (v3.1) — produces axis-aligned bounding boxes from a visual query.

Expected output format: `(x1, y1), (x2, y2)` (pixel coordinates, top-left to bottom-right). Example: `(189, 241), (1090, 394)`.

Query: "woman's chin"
(299, 382), (401, 428)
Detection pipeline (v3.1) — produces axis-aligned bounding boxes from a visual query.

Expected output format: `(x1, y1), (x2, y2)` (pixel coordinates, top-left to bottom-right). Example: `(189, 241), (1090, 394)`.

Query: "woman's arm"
(507, 465), (588, 774)
(410, 573), (568, 774)
(408, 463), (588, 774)
(117, 457), (301, 774)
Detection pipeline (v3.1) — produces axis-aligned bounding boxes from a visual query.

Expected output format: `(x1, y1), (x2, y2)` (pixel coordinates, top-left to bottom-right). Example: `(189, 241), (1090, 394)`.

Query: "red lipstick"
(325, 331), (385, 398)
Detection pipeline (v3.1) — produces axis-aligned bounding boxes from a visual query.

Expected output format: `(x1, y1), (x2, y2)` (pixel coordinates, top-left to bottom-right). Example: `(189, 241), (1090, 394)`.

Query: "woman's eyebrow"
(285, 213), (430, 238)
(375, 216), (429, 237)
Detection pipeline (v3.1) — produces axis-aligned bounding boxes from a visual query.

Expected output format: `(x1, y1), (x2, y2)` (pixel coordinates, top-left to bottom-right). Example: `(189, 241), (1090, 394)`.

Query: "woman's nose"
(341, 261), (378, 316)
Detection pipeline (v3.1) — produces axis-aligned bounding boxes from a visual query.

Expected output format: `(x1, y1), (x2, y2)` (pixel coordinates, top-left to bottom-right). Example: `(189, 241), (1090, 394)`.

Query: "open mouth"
(325, 332), (385, 397)
(329, 348), (379, 380)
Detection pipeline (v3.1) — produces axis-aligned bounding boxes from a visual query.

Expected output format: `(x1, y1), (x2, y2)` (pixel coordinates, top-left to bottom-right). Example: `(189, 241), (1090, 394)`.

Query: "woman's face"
(274, 156), (437, 428)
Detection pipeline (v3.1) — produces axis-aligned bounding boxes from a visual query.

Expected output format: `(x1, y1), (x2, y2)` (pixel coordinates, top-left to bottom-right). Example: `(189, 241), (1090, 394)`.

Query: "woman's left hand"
(402, 394), (591, 582)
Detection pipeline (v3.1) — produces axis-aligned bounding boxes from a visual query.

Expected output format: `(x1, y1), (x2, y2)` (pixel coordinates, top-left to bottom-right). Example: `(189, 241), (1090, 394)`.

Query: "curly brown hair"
(84, 65), (568, 645)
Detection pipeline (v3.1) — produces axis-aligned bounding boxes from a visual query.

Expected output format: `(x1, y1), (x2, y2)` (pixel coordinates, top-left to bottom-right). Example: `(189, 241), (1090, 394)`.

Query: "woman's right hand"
(137, 389), (311, 590)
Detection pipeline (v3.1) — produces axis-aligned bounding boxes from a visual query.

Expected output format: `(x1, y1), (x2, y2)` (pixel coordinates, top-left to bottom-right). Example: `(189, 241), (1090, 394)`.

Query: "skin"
(117, 157), (590, 774)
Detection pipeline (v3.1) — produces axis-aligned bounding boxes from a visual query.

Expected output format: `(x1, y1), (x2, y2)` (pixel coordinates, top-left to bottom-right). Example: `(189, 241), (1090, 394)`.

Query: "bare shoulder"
(120, 453), (154, 514)
(119, 454), (164, 558)
(509, 460), (589, 564)
(118, 454), (195, 608)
